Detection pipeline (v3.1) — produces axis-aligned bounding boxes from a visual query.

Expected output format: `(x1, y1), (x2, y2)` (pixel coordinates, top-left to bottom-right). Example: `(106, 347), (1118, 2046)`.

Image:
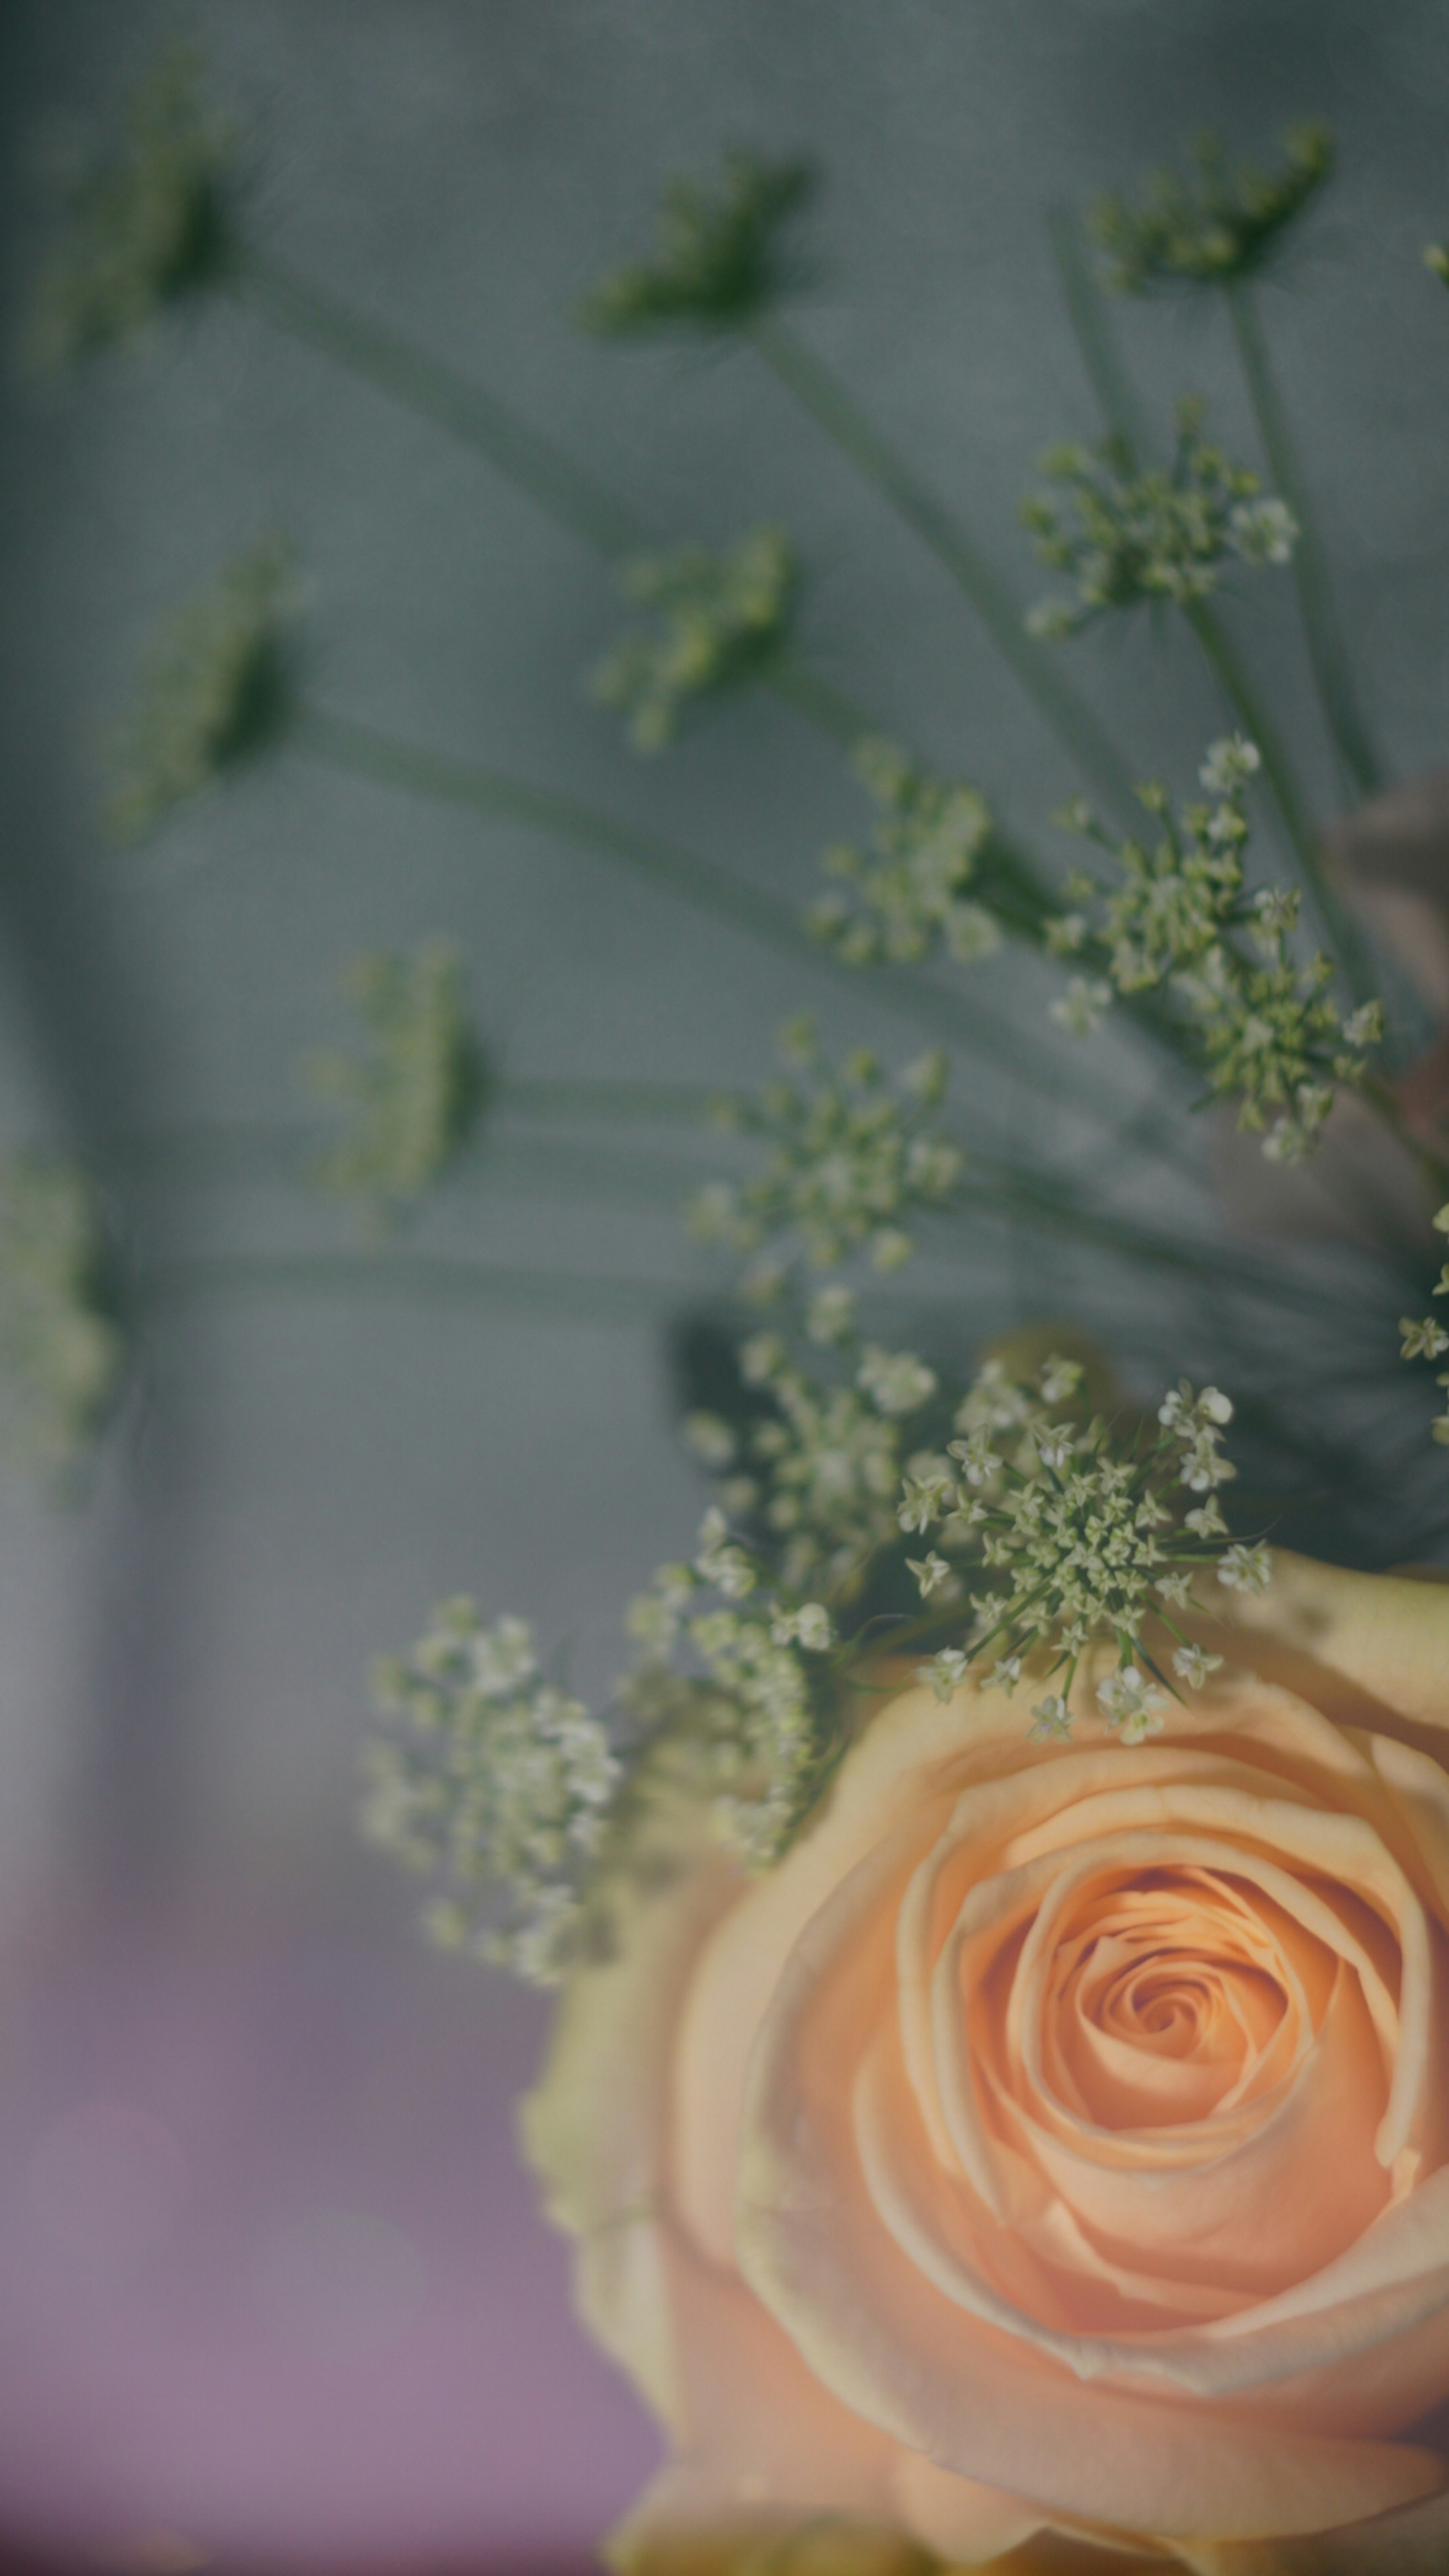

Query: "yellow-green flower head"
(0, 1156), (125, 1484)
(808, 737), (998, 970)
(590, 526), (798, 751)
(1022, 406), (1297, 640)
(308, 943), (488, 1237)
(28, 44), (237, 374)
(1092, 123), (1334, 295)
(577, 151), (814, 336)
(105, 537), (298, 843)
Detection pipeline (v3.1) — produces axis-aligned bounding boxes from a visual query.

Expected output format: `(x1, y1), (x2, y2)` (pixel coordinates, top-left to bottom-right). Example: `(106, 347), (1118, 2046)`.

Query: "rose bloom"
(525, 1556), (1449, 2574)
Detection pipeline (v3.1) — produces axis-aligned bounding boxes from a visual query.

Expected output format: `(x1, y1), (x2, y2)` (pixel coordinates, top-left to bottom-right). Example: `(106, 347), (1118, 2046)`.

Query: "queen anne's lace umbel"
(1046, 736), (1382, 1162)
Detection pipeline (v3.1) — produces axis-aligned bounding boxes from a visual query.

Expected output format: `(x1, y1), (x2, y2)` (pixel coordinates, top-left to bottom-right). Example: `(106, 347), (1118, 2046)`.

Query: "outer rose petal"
(522, 1775), (941, 2551)
(529, 1553), (1449, 2567)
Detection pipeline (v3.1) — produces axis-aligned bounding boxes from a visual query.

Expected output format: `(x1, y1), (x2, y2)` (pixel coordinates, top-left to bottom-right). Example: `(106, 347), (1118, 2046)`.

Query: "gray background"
(0, 2), (1447, 2559)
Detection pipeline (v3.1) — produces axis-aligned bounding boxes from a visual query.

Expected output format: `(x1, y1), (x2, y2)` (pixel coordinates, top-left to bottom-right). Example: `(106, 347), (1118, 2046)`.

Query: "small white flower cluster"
(0, 1156), (125, 1481)
(28, 44), (236, 374)
(1046, 738), (1382, 1162)
(1401, 1203), (1449, 1447)
(625, 1509), (835, 1864)
(590, 526), (797, 751)
(689, 1021), (960, 1289)
(902, 1355), (1268, 1737)
(578, 152), (814, 337)
(106, 537), (297, 843)
(1092, 125), (1335, 295)
(732, 1321), (940, 1594)
(308, 943), (486, 1236)
(1023, 406), (1297, 641)
(807, 737), (999, 968)
(363, 1606), (621, 1985)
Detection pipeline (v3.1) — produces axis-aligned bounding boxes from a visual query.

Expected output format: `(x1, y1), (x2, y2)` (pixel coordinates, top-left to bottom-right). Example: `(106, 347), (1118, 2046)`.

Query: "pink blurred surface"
(0, 1903), (657, 2570)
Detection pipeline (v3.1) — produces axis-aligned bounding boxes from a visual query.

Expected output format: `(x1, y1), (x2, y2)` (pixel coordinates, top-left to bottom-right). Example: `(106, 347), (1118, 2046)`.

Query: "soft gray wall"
(2, 0), (1448, 1891)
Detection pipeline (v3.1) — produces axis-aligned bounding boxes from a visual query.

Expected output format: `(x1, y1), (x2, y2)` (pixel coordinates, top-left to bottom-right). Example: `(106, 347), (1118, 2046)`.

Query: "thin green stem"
(763, 657), (871, 747)
(1225, 281), (1382, 802)
(1045, 209), (1153, 471)
(291, 703), (1194, 1157)
(142, 1252), (683, 1324)
(231, 249), (876, 767)
(230, 249), (645, 560)
(743, 312), (1142, 826)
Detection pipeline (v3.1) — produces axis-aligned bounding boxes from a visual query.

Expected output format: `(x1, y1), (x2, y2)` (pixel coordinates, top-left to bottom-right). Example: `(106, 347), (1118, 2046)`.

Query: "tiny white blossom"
(1028, 1693), (1073, 1743)
(857, 1346), (938, 1416)
(1218, 1542), (1272, 1595)
(919, 1648), (969, 1702)
(1199, 735), (1261, 794)
(684, 1410), (737, 1467)
(906, 1551), (951, 1598)
(1051, 976), (1113, 1039)
(1401, 1316), (1449, 1362)
(807, 1285), (856, 1344)
(1172, 1643), (1223, 1687)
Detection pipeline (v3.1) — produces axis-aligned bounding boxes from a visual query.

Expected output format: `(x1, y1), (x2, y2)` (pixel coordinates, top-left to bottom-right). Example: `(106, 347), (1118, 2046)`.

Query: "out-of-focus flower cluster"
(1023, 406), (1297, 640)
(590, 526), (797, 751)
(0, 1157), (124, 1481)
(1401, 1203), (1449, 1447)
(105, 537), (297, 842)
(308, 943), (486, 1236)
(1092, 125), (1335, 294)
(363, 1607), (621, 1985)
(624, 1516), (837, 1865)
(807, 735), (1000, 968)
(577, 151), (813, 336)
(902, 1353), (1267, 1738)
(688, 1020), (960, 1290)
(1046, 735), (1383, 1161)
(28, 44), (236, 372)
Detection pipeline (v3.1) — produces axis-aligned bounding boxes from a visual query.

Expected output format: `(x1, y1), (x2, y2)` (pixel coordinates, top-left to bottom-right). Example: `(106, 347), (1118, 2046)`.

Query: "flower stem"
(1224, 281), (1382, 803)
(741, 312), (1143, 826)
(291, 703), (1189, 1153)
(231, 249), (877, 758)
(230, 249), (646, 560)
(142, 1252), (685, 1324)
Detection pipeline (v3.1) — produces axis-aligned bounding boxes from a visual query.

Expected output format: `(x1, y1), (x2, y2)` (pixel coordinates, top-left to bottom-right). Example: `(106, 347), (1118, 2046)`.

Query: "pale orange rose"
(524, 1556), (1449, 2574)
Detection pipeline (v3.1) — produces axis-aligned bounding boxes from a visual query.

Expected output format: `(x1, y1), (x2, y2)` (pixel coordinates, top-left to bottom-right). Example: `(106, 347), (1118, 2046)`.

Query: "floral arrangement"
(20, 44), (1449, 2573)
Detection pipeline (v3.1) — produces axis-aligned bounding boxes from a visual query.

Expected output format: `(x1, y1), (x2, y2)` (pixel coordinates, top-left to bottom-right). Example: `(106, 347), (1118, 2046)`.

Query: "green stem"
(291, 703), (1188, 1153)
(763, 657), (872, 747)
(1225, 282), (1382, 802)
(231, 249), (875, 766)
(230, 249), (645, 561)
(743, 312), (1142, 826)
(1182, 600), (1376, 1007)
(142, 1252), (683, 1324)
(1044, 209), (1153, 470)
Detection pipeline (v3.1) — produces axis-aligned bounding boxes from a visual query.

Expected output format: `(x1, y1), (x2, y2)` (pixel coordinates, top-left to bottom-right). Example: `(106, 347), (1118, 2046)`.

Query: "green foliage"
(577, 152), (814, 335)
(308, 944), (488, 1236)
(1023, 404), (1296, 639)
(105, 538), (297, 843)
(902, 1355), (1265, 1735)
(1047, 737), (1382, 1161)
(689, 1021), (959, 1289)
(591, 526), (797, 750)
(0, 1157), (125, 1482)
(1092, 125), (1335, 294)
(29, 43), (236, 372)
(808, 737), (999, 968)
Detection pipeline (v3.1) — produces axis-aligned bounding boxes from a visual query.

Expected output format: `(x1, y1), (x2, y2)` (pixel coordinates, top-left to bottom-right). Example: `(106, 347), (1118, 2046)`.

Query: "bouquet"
(17, 39), (1449, 2573)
